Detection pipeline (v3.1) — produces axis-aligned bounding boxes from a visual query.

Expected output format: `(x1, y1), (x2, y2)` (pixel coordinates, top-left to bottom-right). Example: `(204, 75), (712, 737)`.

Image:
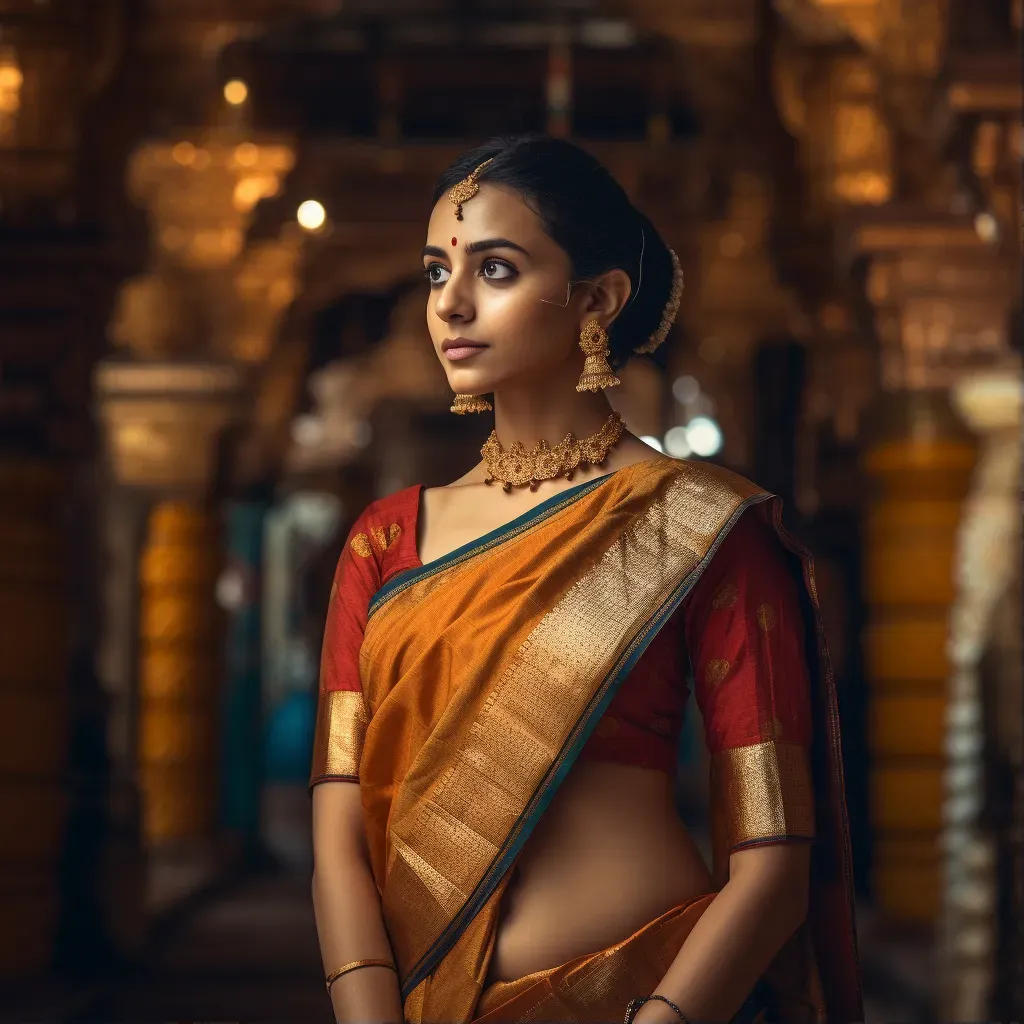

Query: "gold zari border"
(712, 740), (816, 849)
(310, 689), (368, 785)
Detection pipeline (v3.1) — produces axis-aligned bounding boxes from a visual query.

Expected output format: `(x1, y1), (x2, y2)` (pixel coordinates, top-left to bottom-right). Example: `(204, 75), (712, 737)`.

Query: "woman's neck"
(491, 379), (616, 450)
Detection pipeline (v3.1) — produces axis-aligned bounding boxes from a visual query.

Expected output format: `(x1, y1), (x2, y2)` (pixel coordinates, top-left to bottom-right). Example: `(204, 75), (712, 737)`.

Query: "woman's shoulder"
(355, 484), (421, 527)
(343, 485), (421, 574)
(637, 456), (769, 505)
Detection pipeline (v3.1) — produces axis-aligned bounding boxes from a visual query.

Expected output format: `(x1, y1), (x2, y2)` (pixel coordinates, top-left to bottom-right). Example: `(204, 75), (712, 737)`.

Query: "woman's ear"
(579, 268), (631, 330)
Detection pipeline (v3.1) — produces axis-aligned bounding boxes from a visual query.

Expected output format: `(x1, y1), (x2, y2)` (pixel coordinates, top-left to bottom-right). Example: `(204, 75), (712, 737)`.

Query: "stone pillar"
(95, 361), (242, 851)
(941, 366), (1022, 1020)
(856, 214), (1013, 926)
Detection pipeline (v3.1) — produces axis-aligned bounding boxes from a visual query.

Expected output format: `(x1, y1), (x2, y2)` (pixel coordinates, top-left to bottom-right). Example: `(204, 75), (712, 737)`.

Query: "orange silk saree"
(311, 458), (862, 1022)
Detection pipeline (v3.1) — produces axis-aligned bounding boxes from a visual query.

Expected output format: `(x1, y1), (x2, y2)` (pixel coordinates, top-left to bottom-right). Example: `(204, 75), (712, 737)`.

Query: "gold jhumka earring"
(450, 393), (493, 414)
(576, 319), (621, 393)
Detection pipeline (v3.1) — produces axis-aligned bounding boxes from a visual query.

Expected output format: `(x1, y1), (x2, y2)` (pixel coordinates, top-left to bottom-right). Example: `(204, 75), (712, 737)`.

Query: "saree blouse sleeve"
(309, 511), (380, 788)
(684, 508), (816, 852)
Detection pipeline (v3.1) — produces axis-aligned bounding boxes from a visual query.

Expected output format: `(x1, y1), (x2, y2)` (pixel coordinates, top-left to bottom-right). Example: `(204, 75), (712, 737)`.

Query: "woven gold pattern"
(480, 411), (625, 492)
(712, 581), (738, 609)
(311, 689), (368, 783)
(712, 739), (815, 848)
(575, 319), (621, 393)
(355, 459), (766, 996)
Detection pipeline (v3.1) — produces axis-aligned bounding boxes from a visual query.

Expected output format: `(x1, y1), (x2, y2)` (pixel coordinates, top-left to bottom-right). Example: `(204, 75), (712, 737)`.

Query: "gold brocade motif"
(351, 533), (373, 558)
(712, 581), (738, 609)
(757, 602), (777, 631)
(355, 460), (768, 1010)
(712, 739), (816, 848)
(705, 658), (731, 687)
(310, 689), (369, 783)
(352, 523), (402, 558)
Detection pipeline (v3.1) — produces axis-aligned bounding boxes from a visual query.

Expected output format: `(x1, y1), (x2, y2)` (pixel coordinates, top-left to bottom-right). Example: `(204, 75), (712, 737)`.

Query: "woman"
(310, 135), (861, 1024)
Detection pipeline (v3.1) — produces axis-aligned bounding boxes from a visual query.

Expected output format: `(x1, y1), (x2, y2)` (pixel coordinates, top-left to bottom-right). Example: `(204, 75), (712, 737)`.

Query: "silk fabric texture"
(311, 459), (862, 1022)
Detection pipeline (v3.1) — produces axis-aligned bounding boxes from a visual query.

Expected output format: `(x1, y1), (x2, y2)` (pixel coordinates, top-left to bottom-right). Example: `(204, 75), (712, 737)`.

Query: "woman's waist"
(489, 778), (712, 982)
(502, 820), (712, 927)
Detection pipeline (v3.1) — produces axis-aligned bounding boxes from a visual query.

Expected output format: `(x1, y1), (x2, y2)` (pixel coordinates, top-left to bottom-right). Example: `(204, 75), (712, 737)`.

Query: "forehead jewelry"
(447, 157), (494, 220)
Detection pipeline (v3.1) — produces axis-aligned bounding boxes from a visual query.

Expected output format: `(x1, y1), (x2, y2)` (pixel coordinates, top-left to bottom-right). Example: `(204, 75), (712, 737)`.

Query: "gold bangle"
(325, 957), (397, 992)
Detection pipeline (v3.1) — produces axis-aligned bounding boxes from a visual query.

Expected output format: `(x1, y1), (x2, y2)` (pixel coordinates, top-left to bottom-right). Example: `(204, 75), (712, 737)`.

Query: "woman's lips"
(444, 344), (488, 362)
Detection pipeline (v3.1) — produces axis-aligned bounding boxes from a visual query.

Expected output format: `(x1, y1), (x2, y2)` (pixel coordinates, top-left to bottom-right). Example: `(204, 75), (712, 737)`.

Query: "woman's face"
(422, 183), (586, 396)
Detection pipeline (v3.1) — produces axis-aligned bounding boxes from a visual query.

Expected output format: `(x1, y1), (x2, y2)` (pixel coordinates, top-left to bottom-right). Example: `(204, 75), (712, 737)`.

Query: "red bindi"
(451, 236), (457, 247)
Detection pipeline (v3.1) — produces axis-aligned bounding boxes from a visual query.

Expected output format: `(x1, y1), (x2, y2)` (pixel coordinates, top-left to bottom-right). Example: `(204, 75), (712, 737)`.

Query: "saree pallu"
(312, 459), (862, 1022)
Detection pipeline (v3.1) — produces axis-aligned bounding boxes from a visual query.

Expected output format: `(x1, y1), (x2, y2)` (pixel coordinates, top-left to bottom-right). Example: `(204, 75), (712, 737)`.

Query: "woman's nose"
(433, 268), (474, 323)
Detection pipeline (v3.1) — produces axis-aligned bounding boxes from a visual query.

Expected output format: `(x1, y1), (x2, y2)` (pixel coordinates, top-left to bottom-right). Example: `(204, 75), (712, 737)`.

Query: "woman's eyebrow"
(421, 245), (448, 260)
(465, 237), (530, 256)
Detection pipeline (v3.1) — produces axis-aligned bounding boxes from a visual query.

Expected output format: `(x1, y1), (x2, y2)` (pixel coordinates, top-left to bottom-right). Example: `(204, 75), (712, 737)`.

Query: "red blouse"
(320, 484), (812, 779)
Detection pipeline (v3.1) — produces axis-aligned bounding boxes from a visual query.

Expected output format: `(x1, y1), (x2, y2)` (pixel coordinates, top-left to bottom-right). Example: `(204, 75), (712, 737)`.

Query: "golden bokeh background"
(0, 1), (1019, 1020)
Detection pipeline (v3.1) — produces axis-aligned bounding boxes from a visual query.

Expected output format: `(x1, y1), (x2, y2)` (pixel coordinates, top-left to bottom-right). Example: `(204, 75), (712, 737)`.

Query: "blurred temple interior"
(0, 1), (1020, 1021)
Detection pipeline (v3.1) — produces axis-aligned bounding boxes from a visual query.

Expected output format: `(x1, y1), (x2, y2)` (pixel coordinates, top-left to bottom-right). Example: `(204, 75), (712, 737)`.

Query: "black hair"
(431, 134), (675, 370)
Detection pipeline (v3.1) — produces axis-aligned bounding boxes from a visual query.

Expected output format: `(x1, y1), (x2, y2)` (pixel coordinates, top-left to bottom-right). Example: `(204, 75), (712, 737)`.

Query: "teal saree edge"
(399, 490), (773, 1000)
(368, 471), (616, 619)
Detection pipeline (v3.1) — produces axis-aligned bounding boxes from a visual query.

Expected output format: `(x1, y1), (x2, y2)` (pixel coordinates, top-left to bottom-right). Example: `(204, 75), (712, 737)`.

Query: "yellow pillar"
(862, 395), (975, 923)
(0, 458), (69, 976)
(856, 210), (1015, 925)
(138, 502), (224, 845)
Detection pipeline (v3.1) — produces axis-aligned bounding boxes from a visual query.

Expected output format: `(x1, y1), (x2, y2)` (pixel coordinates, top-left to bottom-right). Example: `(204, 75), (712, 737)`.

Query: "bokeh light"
(296, 200), (327, 231)
(223, 79), (249, 106)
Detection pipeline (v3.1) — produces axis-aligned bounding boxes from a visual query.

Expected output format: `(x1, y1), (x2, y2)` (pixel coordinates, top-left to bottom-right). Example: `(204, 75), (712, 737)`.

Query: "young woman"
(310, 135), (861, 1024)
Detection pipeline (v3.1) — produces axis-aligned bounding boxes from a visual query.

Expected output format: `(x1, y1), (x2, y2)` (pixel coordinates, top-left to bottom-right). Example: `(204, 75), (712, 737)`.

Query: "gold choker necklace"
(481, 412), (625, 492)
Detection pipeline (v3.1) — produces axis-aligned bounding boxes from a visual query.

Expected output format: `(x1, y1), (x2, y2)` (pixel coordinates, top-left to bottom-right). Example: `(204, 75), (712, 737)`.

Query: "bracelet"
(325, 957), (398, 992)
(624, 994), (691, 1024)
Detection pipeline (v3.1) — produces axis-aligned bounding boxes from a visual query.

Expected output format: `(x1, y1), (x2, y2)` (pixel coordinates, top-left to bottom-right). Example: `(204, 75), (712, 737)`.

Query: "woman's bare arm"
(632, 843), (811, 1023)
(312, 781), (404, 1023)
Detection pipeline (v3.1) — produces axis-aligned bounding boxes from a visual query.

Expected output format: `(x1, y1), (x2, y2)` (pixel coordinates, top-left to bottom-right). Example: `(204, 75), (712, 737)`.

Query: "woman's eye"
(481, 259), (515, 281)
(424, 263), (450, 285)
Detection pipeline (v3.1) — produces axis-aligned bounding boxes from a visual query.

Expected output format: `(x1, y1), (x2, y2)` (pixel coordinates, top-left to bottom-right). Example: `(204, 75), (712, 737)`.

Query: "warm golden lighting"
(0, 49), (23, 117)
(233, 174), (280, 212)
(223, 79), (249, 106)
(297, 200), (327, 232)
(172, 141), (197, 166)
(234, 142), (259, 167)
(973, 211), (999, 243)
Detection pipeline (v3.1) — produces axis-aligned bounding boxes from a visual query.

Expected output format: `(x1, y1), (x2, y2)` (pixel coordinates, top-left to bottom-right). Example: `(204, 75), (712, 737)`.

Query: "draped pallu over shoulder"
(346, 459), (860, 1023)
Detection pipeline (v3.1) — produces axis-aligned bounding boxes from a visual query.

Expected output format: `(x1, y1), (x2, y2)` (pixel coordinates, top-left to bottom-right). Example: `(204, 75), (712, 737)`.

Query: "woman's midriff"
(485, 760), (713, 985)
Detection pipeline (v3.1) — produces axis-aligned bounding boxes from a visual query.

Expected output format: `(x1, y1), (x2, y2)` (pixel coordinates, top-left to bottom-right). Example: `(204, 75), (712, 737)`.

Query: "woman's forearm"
(633, 847), (809, 1023)
(312, 858), (405, 1023)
